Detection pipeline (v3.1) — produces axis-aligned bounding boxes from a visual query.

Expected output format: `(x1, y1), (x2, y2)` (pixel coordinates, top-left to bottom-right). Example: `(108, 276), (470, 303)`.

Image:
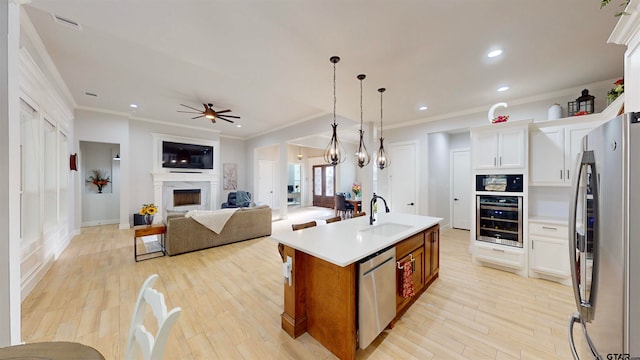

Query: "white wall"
(220, 137), (247, 204)
(428, 132), (451, 226)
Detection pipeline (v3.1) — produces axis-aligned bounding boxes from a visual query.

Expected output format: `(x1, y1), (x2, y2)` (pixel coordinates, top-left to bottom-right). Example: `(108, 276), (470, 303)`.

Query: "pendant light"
(324, 56), (346, 165)
(297, 146), (303, 160)
(353, 74), (371, 168)
(376, 88), (390, 170)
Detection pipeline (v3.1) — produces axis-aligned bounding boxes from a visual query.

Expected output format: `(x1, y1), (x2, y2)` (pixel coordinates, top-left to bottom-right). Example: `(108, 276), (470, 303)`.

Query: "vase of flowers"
(352, 182), (362, 200)
(86, 169), (111, 193)
(139, 203), (158, 226)
(607, 78), (624, 105)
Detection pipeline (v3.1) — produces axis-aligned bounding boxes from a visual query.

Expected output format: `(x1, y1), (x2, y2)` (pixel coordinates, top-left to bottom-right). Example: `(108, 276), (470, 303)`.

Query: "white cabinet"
(472, 126), (526, 170)
(529, 219), (570, 280)
(474, 242), (525, 270)
(529, 122), (598, 186)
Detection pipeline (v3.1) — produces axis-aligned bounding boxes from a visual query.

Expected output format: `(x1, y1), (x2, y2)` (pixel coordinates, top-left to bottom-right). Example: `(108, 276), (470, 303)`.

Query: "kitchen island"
(271, 213), (441, 360)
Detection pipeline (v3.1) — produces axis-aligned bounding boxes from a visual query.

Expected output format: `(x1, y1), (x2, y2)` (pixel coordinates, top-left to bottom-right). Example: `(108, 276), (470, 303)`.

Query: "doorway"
(80, 141), (121, 226)
(312, 164), (335, 208)
(451, 149), (471, 230)
(258, 160), (275, 208)
(287, 163), (301, 206)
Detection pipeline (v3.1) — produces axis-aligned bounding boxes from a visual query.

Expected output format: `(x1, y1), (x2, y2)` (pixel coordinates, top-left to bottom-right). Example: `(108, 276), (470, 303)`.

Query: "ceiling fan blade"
(219, 118), (235, 123)
(180, 104), (203, 112)
(192, 115), (205, 119)
(177, 110), (202, 114)
(218, 115), (240, 119)
(215, 109), (231, 114)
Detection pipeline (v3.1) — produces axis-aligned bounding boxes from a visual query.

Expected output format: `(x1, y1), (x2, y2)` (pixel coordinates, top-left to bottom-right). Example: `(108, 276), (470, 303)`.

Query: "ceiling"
(23, 1), (626, 140)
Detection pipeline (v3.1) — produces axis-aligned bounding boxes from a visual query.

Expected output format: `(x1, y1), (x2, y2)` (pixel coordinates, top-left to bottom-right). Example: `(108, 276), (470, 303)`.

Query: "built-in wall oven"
(476, 195), (523, 248)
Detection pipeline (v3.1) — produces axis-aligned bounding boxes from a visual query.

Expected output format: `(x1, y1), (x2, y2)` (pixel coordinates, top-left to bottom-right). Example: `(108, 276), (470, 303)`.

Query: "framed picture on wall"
(223, 163), (237, 190)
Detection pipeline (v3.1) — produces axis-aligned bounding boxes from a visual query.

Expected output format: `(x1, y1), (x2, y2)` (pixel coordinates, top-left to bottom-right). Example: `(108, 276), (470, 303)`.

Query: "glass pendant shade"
(353, 74), (370, 168)
(324, 56), (345, 165)
(376, 137), (390, 170)
(376, 87), (390, 170)
(324, 123), (346, 165)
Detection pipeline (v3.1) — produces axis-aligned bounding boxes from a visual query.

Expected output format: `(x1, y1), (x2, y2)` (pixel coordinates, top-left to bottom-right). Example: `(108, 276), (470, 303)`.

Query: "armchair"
(221, 191), (252, 208)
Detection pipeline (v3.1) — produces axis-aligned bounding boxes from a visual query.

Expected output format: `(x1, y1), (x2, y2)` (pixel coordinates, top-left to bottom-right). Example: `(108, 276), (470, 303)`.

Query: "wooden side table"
(133, 223), (166, 262)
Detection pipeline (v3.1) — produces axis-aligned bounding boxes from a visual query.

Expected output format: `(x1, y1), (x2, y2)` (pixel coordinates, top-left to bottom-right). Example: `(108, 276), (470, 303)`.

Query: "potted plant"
(86, 169), (111, 193)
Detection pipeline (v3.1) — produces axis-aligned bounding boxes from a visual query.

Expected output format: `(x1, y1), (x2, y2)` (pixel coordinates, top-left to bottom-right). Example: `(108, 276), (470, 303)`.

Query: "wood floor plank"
(21, 216), (596, 359)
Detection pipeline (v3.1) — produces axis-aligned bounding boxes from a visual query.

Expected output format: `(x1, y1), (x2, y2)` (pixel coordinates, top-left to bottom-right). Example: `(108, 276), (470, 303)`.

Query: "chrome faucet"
(369, 193), (390, 225)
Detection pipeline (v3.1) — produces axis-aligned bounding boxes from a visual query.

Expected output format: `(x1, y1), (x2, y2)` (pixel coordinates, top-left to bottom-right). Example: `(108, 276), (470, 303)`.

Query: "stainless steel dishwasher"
(358, 246), (396, 349)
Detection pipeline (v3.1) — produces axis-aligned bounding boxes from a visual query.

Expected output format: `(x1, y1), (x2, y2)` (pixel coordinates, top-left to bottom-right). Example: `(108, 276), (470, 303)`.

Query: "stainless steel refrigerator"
(568, 112), (640, 359)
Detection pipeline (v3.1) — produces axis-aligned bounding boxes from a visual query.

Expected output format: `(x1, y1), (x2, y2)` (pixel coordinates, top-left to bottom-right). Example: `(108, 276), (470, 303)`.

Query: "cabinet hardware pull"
(492, 248), (505, 253)
(494, 157), (497, 166)
(560, 170), (563, 179)
(566, 170), (569, 179)
(499, 156), (502, 166)
(532, 240), (534, 250)
(542, 226), (557, 230)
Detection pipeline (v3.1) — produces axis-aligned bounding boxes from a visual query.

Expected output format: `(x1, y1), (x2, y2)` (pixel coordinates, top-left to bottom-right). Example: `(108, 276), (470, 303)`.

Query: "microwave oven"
(476, 174), (523, 192)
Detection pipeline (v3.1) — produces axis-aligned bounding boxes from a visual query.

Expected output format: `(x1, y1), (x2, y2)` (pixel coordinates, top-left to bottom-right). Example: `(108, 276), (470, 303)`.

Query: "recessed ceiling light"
(236, 124), (242, 128)
(129, 104), (138, 108)
(487, 49), (503, 58)
(419, 106), (428, 111)
(497, 86), (509, 92)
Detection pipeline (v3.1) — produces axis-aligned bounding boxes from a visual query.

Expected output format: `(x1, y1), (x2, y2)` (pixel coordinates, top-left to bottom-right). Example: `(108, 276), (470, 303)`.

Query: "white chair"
(124, 274), (181, 360)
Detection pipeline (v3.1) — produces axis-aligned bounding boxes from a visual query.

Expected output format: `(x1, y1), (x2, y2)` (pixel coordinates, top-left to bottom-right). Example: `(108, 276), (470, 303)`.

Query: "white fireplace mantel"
(152, 172), (219, 223)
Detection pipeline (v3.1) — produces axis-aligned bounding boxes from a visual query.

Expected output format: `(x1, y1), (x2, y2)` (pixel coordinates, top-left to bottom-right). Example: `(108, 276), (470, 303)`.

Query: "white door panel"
(389, 143), (417, 214)
(452, 150), (471, 230)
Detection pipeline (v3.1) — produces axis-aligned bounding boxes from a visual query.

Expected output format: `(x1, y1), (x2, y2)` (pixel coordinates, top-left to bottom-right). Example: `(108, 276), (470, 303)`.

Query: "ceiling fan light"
(205, 114), (215, 119)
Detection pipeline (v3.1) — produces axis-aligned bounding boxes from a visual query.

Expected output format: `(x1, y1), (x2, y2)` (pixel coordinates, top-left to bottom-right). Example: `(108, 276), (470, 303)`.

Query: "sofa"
(164, 205), (272, 256)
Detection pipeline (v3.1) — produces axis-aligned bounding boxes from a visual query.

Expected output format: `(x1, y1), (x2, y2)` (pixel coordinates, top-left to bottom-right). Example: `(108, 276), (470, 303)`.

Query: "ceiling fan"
(178, 103), (240, 124)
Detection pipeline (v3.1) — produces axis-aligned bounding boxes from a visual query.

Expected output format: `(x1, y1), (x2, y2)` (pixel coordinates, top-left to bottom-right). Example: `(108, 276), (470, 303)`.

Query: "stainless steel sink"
(358, 223), (412, 237)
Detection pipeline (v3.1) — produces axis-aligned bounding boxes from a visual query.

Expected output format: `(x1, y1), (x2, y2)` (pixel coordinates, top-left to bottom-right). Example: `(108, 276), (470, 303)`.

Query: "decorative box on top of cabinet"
(471, 121), (528, 171)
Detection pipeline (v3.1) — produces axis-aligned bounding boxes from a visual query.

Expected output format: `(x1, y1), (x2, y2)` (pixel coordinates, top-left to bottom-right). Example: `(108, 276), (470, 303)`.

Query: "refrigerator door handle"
(569, 150), (598, 323)
(568, 312), (581, 360)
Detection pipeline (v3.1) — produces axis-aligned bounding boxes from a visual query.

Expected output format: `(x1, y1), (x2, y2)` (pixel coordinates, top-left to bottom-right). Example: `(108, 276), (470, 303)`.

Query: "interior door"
(389, 142), (417, 214)
(452, 150), (471, 230)
(257, 160), (274, 208)
(312, 164), (335, 208)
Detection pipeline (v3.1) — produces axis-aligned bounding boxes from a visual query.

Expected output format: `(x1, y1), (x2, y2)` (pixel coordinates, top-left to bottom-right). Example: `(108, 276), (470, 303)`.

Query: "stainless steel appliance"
(358, 246), (396, 349)
(476, 195), (523, 247)
(568, 112), (640, 359)
(476, 174), (524, 192)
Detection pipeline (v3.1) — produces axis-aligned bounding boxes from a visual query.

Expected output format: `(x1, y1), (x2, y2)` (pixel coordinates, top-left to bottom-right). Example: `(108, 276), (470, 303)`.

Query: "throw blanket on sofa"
(185, 208), (239, 234)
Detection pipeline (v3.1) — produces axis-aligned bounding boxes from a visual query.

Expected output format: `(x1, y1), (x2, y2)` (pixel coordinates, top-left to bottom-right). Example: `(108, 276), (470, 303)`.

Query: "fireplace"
(173, 189), (201, 207)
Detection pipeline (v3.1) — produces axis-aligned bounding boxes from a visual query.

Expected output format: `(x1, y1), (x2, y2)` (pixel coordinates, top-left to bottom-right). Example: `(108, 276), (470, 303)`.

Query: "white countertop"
(270, 212), (442, 267)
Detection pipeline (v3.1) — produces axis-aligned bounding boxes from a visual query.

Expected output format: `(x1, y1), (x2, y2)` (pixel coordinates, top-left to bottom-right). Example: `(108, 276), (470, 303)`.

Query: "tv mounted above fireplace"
(162, 141), (213, 170)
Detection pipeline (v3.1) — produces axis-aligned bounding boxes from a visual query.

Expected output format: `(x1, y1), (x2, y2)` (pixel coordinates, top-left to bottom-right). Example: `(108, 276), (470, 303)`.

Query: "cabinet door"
(395, 247), (425, 312)
(530, 126), (564, 185)
(498, 128), (526, 169)
(429, 228), (439, 278)
(472, 131), (499, 169)
(530, 235), (570, 277)
(564, 125), (591, 183)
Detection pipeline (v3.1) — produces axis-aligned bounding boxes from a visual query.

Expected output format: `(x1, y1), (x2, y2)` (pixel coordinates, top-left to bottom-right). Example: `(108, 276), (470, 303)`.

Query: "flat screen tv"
(162, 141), (213, 170)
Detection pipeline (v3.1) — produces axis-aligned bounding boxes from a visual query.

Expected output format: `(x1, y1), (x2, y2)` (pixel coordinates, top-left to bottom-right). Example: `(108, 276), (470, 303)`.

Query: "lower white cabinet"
(474, 242), (525, 270)
(529, 219), (570, 282)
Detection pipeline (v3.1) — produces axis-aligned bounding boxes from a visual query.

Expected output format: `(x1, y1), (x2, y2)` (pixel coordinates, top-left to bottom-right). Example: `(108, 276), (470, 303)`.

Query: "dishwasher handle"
(362, 256), (395, 277)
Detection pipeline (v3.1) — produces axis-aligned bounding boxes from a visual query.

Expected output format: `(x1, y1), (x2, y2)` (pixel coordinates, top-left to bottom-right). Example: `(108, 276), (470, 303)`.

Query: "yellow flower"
(139, 203), (158, 215)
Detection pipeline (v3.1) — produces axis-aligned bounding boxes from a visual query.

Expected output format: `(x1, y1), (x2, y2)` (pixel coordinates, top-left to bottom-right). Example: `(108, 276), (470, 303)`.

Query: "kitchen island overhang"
(271, 213), (442, 360)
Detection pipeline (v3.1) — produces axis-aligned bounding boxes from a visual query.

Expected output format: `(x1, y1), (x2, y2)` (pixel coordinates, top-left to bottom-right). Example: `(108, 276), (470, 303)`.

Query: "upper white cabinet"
(472, 124), (527, 170)
(530, 121), (601, 186)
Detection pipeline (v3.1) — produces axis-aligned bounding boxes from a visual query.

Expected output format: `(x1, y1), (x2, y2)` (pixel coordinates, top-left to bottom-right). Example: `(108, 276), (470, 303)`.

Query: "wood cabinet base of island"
(280, 224), (439, 360)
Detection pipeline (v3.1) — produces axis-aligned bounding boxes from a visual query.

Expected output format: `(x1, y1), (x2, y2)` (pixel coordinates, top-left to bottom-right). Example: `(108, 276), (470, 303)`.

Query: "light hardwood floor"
(21, 220), (593, 359)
